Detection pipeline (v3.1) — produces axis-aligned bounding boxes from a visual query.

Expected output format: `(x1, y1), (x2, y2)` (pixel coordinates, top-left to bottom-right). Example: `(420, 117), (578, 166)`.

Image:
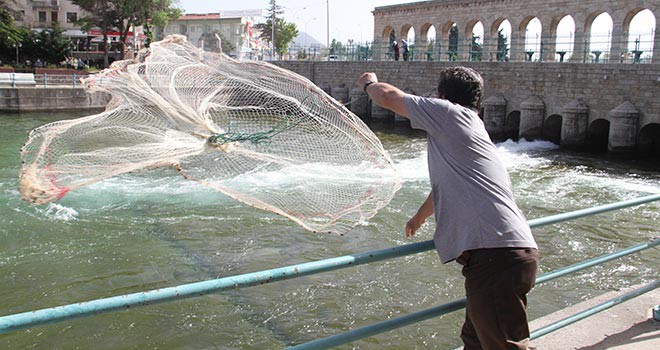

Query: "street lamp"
(13, 42), (21, 66)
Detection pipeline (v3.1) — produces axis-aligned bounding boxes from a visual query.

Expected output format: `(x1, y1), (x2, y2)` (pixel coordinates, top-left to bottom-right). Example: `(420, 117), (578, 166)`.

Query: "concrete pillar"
(570, 28), (587, 63)
(608, 101), (639, 153)
(609, 24), (625, 63)
(482, 94), (507, 140)
(560, 98), (589, 149)
(654, 12), (660, 63)
(348, 87), (369, 118)
(541, 22), (555, 62)
(519, 96), (545, 140)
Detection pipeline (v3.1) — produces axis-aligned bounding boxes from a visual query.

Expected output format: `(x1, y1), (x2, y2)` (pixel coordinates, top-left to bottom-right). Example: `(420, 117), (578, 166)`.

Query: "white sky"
(177, 0), (408, 45)
(177, 1), (655, 54)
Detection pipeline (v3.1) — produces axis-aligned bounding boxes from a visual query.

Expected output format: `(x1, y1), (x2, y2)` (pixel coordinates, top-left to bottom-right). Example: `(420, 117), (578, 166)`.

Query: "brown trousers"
(459, 247), (539, 350)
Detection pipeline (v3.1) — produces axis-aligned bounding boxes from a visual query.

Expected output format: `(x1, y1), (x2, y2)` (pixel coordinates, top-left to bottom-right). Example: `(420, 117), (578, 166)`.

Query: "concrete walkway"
(528, 285), (659, 349)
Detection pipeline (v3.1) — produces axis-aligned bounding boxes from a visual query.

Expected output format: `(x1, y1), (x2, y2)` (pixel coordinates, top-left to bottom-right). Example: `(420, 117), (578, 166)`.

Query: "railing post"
(10, 73), (15, 88)
(73, 73), (77, 87)
(44, 73), (48, 87)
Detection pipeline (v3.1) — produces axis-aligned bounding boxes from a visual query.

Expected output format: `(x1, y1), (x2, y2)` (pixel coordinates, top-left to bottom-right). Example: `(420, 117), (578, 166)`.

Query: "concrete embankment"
(0, 87), (110, 113)
(529, 285), (659, 349)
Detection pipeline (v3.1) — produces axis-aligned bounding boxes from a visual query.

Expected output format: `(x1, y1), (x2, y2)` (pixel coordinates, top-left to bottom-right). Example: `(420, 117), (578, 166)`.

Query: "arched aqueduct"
(365, 0), (660, 154)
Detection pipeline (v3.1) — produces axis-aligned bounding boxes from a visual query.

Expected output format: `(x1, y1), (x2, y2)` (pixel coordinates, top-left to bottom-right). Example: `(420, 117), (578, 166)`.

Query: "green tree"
(255, 0), (299, 58)
(448, 24), (458, 60)
(496, 29), (509, 61)
(72, 0), (116, 67)
(112, 0), (181, 54)
(73, 0), (181, 66)
(471, 34), (483, 61)
(0, 0), (23, 64)
(20, 26), (71, 66)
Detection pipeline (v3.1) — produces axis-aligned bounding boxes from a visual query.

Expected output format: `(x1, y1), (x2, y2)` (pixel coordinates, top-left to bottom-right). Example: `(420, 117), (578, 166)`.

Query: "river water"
(0, 112), (658, 349)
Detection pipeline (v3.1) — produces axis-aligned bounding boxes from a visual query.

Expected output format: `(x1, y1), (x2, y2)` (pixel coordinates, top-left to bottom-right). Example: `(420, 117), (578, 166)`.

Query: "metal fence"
(1, 194), (658, 349)
(283, 32), (656, 64)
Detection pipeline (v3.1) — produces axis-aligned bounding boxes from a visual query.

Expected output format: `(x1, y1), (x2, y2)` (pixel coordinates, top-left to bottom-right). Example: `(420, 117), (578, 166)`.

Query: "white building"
(155, 10), (266, 60)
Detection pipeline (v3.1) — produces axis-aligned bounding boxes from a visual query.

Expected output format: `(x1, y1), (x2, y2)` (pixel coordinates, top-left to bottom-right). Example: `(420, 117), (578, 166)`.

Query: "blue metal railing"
(1, 193), (659, 345)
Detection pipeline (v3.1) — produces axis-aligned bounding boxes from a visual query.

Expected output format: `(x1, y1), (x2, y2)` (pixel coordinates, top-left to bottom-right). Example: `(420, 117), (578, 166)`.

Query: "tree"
(72, 0), (116, 67)
(448, 24), (458, 60)
(0, 0), (23, 63)
(73, 0), (181, 66)
(255, 0), (300, 58)
(496, 29), (509, 61)
(471, 34), (483, 61)
(112, 0), (181, 54)
(20, 26), (71, 66)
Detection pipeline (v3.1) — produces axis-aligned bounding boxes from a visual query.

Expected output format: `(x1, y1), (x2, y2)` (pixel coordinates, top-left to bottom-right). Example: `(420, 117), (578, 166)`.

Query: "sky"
(177, 0), (404, 45)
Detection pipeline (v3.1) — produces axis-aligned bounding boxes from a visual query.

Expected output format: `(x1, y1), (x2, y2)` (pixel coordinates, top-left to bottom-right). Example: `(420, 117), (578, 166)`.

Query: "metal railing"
(1, 194), (659, 348)
(282, 32), (656, 64)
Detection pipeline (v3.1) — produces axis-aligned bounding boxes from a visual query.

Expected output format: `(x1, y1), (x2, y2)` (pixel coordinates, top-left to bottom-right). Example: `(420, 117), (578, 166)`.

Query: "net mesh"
(19, 35), (401, 234)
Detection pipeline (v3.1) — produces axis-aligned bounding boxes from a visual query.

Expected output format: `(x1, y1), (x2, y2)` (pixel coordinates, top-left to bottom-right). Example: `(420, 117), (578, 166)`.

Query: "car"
(326, 55), (338, 61)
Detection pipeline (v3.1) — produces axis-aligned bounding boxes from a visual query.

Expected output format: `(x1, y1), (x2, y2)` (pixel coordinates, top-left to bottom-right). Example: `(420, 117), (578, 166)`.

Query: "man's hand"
(357, 72), (378, 92)
(406, 192), (435, 238)
(406, 215), (426, 237)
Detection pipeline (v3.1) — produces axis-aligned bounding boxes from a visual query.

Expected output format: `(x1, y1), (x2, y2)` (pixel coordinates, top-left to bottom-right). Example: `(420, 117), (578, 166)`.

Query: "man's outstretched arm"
(356, 72), (409, 118)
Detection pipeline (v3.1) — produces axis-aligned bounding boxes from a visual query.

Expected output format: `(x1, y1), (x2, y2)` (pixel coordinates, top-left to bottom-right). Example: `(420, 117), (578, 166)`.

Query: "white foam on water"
(392, 139), (561, 182)
(38, 203), (79, 221)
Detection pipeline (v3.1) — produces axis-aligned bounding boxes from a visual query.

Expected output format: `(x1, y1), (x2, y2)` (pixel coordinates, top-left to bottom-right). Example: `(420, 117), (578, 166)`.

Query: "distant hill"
(293, 32), (323, 48)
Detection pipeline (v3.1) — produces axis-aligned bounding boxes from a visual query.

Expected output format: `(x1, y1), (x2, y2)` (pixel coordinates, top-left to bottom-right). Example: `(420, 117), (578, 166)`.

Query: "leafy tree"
(0, 0), (23, 64)
(448, 24), (458, 60)
(20, 26), (71, 66)
(329, 39), (346, 56)
(255, 0), (298, 58)
(73, 0), (181, 66)
(297, 48), (307, 60)
(72, 0), (116, 67)
(471, 34), (483, 61)
(496, 29), (509, 61)
(112, 0), (181, 54)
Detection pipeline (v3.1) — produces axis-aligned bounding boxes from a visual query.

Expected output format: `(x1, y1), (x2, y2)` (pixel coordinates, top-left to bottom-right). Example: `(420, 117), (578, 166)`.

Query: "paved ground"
(528, 285), (659, 349)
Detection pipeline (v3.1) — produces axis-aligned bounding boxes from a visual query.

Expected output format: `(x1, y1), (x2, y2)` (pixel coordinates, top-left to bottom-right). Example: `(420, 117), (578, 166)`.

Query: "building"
(8, 0), (145, 64)
(154, 10), (266, 60)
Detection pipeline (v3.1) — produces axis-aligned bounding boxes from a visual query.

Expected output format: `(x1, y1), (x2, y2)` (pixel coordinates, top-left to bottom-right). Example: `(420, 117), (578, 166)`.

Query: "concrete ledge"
(0, 87), (110, 112)
(529, 285), (659, 349)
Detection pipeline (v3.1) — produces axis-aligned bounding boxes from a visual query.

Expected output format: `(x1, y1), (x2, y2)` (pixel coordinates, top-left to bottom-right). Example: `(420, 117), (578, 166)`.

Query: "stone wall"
(275, 61), (660, 152)
(0, 87), (110, 112)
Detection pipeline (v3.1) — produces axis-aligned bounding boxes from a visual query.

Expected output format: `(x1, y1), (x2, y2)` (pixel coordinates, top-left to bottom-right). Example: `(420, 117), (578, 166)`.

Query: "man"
(357, 67), (539, 350)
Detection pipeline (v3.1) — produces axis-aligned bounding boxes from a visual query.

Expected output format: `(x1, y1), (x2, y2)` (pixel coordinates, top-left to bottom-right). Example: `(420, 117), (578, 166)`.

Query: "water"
(1, 113), (658, 349)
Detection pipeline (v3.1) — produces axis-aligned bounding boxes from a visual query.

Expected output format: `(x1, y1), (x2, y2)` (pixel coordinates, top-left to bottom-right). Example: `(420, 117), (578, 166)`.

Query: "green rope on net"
(208, 118), (301, 146)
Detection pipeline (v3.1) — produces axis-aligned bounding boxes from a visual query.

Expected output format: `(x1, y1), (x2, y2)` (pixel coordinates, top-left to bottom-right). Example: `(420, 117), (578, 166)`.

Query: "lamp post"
(13, 42), (21, 66)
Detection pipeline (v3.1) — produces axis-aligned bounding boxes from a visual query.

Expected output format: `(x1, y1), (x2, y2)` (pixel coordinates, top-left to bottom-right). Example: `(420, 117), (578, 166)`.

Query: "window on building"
(51, 12), (58, 23)
(39, 11), (47, 22)
(180, 24), (187, 34)
(66, 12), (77, 23)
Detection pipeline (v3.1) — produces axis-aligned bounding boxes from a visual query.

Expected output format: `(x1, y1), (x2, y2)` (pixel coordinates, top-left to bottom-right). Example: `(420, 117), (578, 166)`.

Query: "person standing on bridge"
(357, 66), (539, 350)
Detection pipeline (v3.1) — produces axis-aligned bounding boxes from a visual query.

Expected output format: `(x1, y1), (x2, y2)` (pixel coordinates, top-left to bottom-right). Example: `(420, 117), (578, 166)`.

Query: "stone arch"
(551, 14), (576, 62)
(420, 23), (438, 61)
(443, 21), (459, 61)
(505, 111), (521, 141)
(401, 23), (414, 41)
(585, 11), (614, 62)
(587, 118), (610, 153)
(520, 16), (542, 61)
(623, 8), (656, 63)
(637, 123), (660, 156)
(543, 114), (562, 144)
(383, 26), (396, 42)
(491, 18), (512, 61)
(466, 19), (486, 61)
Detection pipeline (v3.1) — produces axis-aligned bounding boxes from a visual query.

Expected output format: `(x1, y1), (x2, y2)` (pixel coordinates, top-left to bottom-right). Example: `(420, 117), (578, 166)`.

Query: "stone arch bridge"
(276, 0), (659, 155)
(372, 0), (659, 64)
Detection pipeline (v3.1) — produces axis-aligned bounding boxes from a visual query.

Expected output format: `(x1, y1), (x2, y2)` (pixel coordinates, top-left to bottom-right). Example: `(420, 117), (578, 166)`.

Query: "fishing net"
(19, 35), (401, 234)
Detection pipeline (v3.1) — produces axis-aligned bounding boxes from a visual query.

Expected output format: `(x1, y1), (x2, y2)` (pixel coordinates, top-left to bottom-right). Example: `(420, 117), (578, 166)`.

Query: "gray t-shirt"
(405, 94), (537, 263)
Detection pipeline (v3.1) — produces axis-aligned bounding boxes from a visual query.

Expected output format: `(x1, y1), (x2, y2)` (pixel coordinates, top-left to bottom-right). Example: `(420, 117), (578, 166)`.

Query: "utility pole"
(271, 8), (275, 59)
(326, 0), (329, 49)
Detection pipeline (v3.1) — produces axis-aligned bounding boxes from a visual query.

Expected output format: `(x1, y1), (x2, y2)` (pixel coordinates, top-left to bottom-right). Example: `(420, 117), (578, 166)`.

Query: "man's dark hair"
(437, 66), (483, 110)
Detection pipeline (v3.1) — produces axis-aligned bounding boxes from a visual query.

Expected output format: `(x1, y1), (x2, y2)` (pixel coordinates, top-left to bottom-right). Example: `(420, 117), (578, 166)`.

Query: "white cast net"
(19, 35), (401, 234)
